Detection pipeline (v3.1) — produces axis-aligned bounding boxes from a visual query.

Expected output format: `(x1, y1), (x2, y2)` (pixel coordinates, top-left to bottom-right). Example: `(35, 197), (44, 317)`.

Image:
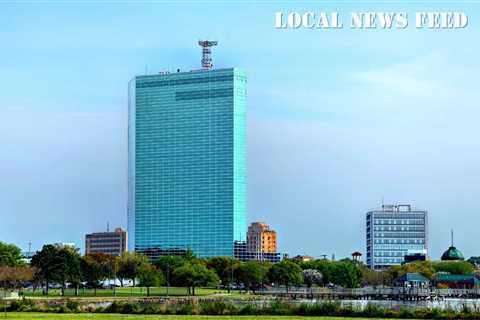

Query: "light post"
(113, 259), (117, 297)
(166, 263), (170, 298)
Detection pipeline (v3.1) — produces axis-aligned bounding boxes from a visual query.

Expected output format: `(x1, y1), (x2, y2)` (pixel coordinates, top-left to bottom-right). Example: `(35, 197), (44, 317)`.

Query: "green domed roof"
(441, 246), (464, 261)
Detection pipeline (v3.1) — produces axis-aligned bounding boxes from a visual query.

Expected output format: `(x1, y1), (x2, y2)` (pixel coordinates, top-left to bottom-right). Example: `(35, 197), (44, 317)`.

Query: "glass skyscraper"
(128, 68), (247, 258)
(366, 204), (428, 269)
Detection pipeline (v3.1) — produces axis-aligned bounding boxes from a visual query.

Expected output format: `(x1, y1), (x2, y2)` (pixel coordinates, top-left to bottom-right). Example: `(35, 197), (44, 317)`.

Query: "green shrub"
(7, 299), (36, 312)
(122, 302), (142, 314)
(265, 300), (295, 315)
(200, 301), (238, 315)
(174, 302), (195, 315)
(55, 305), (71, 313)
(103, 301), (123, 313)
(141, 303), (162, 314)
(362, 302), (386, 318)
(312, 301), (342, 316)
(398, 306), (414, 318)
(238, 303), (260, 315)
(65, 300), (80, 312)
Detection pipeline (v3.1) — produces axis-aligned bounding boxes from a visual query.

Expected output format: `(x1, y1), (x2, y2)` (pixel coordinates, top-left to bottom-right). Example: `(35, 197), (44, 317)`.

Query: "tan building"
(293, 255), (315, 262)
(246, 222), (277, 254)
(85, 227), (127, 256)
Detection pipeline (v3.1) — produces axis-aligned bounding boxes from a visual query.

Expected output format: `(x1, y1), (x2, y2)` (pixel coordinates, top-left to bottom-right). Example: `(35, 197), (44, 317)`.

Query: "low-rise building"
(293, 255), (315, 262)
(433, 274), (480, 289)
(394, 273), (430, 288)
(85, 227), (127, 256)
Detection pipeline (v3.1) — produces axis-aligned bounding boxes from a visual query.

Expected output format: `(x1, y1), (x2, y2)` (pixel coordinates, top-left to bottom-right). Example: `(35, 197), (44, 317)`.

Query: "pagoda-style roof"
(435, 274), (479, 285)
(395, 273), (430, 283)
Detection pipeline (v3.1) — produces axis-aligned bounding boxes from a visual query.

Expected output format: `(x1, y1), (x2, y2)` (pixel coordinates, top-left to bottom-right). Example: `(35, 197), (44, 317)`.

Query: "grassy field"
(1, 314), (386, 320)
(21, 287), (226, 298)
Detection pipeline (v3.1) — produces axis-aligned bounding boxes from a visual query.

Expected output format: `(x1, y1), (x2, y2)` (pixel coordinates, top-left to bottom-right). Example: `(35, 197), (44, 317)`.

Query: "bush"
(200, 301), (238, 315)
(238, 303), (260, 315)
(7, 299), (36, 312)
(122, 302), (142, 314)
(174, 302), (195, 315)
(103, 301), (123, 314)
(65, 300), (80, 313)
(140, 303), (162, 314)
(265, 300), (295, 315)
(305, 301), (343, 316)
(362, 303), (386, 318)
(9, 296), (480, 319)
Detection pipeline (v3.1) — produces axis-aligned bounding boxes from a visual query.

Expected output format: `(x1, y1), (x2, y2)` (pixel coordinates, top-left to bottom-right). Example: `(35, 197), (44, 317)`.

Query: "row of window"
(175, 88), (234, 101)
(373, 258), (403, 264)
(373, 239), (425, 244)
(373, 226), (425, 231)
(136, 75), (234, 89)
(374, 232), (425, 238)
(373, 219), (425, 225)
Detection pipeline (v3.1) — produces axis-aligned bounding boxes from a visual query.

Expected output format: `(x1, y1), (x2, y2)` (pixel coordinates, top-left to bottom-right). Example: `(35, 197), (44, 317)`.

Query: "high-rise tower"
(128, 42), (247, 258)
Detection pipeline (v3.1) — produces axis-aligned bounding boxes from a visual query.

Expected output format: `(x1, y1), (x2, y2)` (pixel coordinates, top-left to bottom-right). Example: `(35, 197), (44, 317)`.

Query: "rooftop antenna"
(451, 229), (454, 247)
(198, 40), (218, 70)
(107, 221), (110, 232)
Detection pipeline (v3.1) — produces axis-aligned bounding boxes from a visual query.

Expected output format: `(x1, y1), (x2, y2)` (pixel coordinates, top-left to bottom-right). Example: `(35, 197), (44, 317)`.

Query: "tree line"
(1, 241), (477, 296)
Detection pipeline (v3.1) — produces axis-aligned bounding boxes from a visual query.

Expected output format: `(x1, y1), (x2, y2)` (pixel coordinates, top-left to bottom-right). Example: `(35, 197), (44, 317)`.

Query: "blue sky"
(1, 1), (480, 260)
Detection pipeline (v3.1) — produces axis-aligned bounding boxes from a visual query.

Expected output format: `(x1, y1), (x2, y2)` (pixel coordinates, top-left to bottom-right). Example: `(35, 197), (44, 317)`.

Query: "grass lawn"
(21, 287), (227, 298)
(1, 314), (387, 320)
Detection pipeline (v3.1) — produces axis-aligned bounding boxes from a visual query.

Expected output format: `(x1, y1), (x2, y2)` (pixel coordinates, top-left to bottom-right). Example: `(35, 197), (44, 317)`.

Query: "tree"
(433, 261), (474, 275)
(329, 260), (363, 288)
(116, 252), (148, 287)
(153, 255), (187, 287)
(301, 259), (332, 285)
(303, 269), (323, 289)
(56, 245), (82, 296)
(235, 261), (269, 293)
(0, 242), (24, 267)
(0, 266), (34, 292)
(30, 244), (83, 296)
(268, 260), (303, 292)
(31, 244), (63, 295)
(138, 264), (164, 296)
(387, 261), (435, 282)
(173, 262), (219, 295)
(81, 253), (112, 296)
(206, 256), (239, 291)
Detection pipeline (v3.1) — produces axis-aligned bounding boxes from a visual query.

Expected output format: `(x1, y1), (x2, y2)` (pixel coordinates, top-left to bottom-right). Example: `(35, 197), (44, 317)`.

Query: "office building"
(128, 42), (247, 258)
(366, 203), (427, 270)
(85, 228), (127, 256)
(246, 222), (277, 253)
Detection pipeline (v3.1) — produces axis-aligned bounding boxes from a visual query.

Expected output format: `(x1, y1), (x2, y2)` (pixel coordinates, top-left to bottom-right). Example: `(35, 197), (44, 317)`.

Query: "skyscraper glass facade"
(128, 68), (247, 258)
(366, 204), (428, 269)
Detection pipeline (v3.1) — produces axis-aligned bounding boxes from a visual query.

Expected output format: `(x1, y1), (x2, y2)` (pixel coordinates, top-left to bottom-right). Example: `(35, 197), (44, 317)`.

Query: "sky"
(1, 1), (480, 260)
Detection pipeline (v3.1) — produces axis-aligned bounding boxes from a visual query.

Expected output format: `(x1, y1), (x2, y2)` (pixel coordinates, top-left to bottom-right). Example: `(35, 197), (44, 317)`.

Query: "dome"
(441, 246), (464, 261)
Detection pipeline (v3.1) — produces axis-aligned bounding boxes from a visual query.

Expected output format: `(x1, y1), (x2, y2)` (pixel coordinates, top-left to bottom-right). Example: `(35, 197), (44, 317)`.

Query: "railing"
(258, 287), (480, 299)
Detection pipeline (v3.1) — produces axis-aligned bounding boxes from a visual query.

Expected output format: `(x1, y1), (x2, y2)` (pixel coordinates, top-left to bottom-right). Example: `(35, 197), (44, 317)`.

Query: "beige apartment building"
(246, 222), (277, 254)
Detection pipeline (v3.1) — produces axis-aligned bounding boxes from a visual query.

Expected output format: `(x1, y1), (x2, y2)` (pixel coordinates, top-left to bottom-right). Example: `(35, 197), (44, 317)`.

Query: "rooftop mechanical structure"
(198, 40), (218, 70)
